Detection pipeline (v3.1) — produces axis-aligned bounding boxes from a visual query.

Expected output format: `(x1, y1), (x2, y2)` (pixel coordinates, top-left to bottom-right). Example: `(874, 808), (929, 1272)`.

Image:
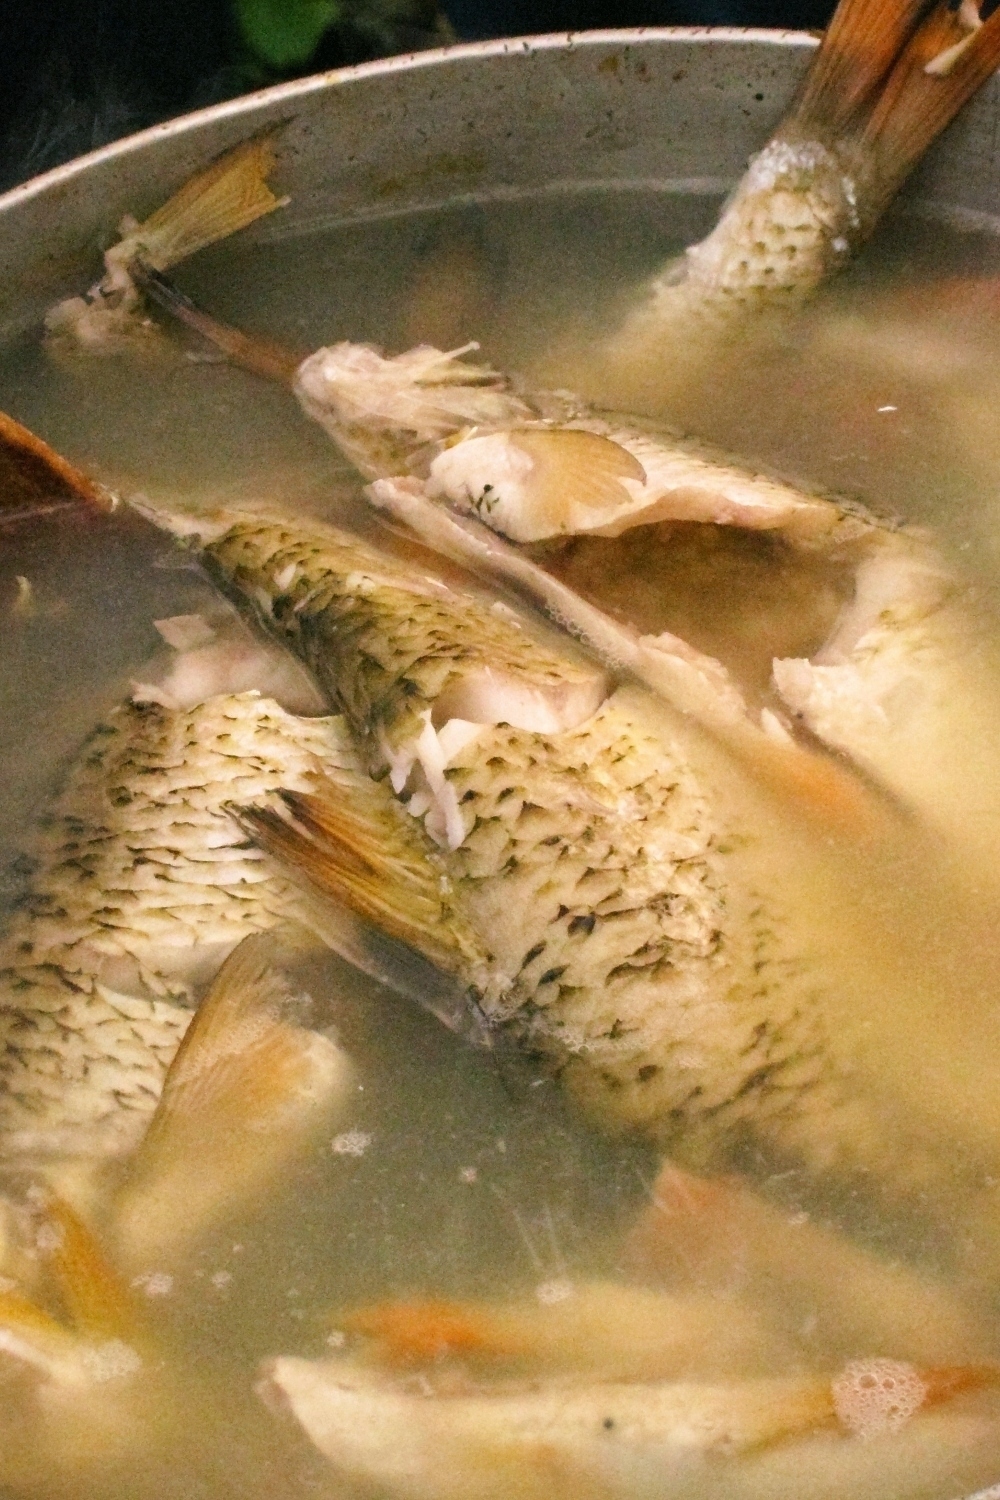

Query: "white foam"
(832, 1357), (926, 1438)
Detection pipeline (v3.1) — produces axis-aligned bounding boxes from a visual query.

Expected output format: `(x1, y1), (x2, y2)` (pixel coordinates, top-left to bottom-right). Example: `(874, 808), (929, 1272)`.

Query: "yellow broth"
(0, 189), (1000, 1498)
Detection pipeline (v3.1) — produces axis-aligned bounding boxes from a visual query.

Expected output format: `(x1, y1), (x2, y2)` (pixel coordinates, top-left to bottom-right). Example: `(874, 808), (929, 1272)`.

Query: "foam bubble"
(832, 1358), (927, 1439)
(80, 1340), (143, 1383)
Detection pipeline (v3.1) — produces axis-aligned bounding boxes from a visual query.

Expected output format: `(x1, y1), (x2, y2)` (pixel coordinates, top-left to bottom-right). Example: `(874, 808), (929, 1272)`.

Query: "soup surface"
(2, 185), (1000, 1498)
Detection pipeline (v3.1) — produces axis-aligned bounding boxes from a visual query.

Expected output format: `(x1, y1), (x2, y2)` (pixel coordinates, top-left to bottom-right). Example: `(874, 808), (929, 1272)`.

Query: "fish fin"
(859, 4), (1000, 211)
(792, 0), (1000, 217)
(31, 1194), (135, 1340)
(439, 427), (646, 535)
(112, 931), (354, 1267)
(0, 1289), (82, 1381)
(232, 778), (488, 982)
(129, 259), (303, 383)
(112, 134), (288, 274)
(790, 0), (933, 138)
(625, 1162), (985, 1365)
(0, 409), (114, 522)
(339, 1300), (520, 1364)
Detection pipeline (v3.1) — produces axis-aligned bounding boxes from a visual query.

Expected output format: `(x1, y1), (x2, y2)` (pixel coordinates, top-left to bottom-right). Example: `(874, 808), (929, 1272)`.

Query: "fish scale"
(206, 515), (606, 759)
(0, 691), (350, 1162)
(194, 509), (854, 1158)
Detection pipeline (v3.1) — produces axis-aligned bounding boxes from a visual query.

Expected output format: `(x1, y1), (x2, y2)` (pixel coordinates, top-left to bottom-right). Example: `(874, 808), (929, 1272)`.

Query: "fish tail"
(111, 930), (355, 1269)
(790, 0), (934, 139)
(112, 132), (288, 275)
(790, 1), (1000, 223)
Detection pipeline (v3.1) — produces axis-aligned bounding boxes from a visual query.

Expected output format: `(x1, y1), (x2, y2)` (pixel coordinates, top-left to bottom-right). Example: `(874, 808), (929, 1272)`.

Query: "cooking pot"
(1, 26), (998, 346)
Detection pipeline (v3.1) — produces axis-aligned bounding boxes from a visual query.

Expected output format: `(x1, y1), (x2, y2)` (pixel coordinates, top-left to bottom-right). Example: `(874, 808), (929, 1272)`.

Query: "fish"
(109, 218), (1000, 865)
(139, 500), (1000, 1221)
(0, 425), (374, 1272)
(44, 135), (288, 355)
(55, 2), (1000, 391)
(0, 666), (344, 1172)
(597, 0), (1000, 391)
(259, 1342), (1000, 1500)
(143, 257), (994, 874)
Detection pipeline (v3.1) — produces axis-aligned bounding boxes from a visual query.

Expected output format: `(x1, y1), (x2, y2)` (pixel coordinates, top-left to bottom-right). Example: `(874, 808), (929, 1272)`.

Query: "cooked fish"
(259, 1343), (999, 1500)
(0, 565), (383, 1277)
(141, 501), (1000, 1211)
(61, 3), (1000, 390)
(607, 0), (1000, 368)
(0, 680), (341, 1167)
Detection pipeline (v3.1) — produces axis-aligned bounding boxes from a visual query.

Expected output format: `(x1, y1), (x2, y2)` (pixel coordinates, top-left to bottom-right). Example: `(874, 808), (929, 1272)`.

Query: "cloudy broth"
(1, 188), (1000, 1498)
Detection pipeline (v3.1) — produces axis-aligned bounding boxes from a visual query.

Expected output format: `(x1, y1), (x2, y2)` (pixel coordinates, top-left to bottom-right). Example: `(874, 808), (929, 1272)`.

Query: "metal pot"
(1, 26), (998, 344)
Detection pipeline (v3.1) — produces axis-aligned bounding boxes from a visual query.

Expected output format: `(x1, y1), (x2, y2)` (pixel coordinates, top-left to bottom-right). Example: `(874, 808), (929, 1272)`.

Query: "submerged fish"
(260, 1341), (1000, 1500)
(136, 501), (1000, 1213)
(603, 0), (1000, 379)
(0, 474), (373, 1276)
(0, 673), (339, 1167)
(107, 209), (1000, 868)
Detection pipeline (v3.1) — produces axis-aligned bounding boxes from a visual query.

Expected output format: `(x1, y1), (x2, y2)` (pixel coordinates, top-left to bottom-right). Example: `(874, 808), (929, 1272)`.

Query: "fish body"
(183, 506), (915, 1173)
(261, 1355), (840, 1500)
(292, 338), (861, 549)
(261, 1346), (1000, 1500)
(608, 0), (1000, 364)
(0, 688), (345, 1163)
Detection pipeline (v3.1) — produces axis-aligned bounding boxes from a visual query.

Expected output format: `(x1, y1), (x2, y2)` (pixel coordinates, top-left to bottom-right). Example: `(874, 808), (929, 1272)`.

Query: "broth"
(2, 187), (1000, 1498)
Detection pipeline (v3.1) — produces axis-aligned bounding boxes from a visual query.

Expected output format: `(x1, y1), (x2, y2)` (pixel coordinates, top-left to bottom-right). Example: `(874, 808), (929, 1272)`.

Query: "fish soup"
(3, 185), (1000, 1498)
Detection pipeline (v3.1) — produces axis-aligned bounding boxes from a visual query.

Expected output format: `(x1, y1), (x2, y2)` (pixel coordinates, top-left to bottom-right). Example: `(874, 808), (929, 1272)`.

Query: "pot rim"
(0, 26), (818, 215)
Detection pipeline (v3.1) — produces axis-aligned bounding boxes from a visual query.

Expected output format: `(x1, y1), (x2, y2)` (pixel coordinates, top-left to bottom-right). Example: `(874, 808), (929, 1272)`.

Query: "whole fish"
(156, 502), (1000, 1207)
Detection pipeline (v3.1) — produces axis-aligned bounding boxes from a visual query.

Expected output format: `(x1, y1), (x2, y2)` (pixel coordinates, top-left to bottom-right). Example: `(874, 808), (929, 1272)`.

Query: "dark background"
(0, 1), (837, 193)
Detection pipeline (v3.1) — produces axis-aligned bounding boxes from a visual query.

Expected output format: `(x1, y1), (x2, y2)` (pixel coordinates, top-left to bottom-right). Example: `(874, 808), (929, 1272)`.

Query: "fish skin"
(200, 509), (610, 767)
(292, 340), (864, 549)
(0, 690), (349, 1164)
(260, 1353), (840, 1500)
(187, 507), (864, 1161)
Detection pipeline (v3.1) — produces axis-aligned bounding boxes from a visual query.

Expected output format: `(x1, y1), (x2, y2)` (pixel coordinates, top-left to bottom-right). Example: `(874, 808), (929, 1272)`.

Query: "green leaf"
(233, 0), (342, 69)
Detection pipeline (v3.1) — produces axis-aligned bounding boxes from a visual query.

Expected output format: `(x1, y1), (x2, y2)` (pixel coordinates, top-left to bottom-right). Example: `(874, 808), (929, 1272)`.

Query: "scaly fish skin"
(193, 509), (845, 1153)
(204, 511), (610, 766)
(0, 691), (345, 1163)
